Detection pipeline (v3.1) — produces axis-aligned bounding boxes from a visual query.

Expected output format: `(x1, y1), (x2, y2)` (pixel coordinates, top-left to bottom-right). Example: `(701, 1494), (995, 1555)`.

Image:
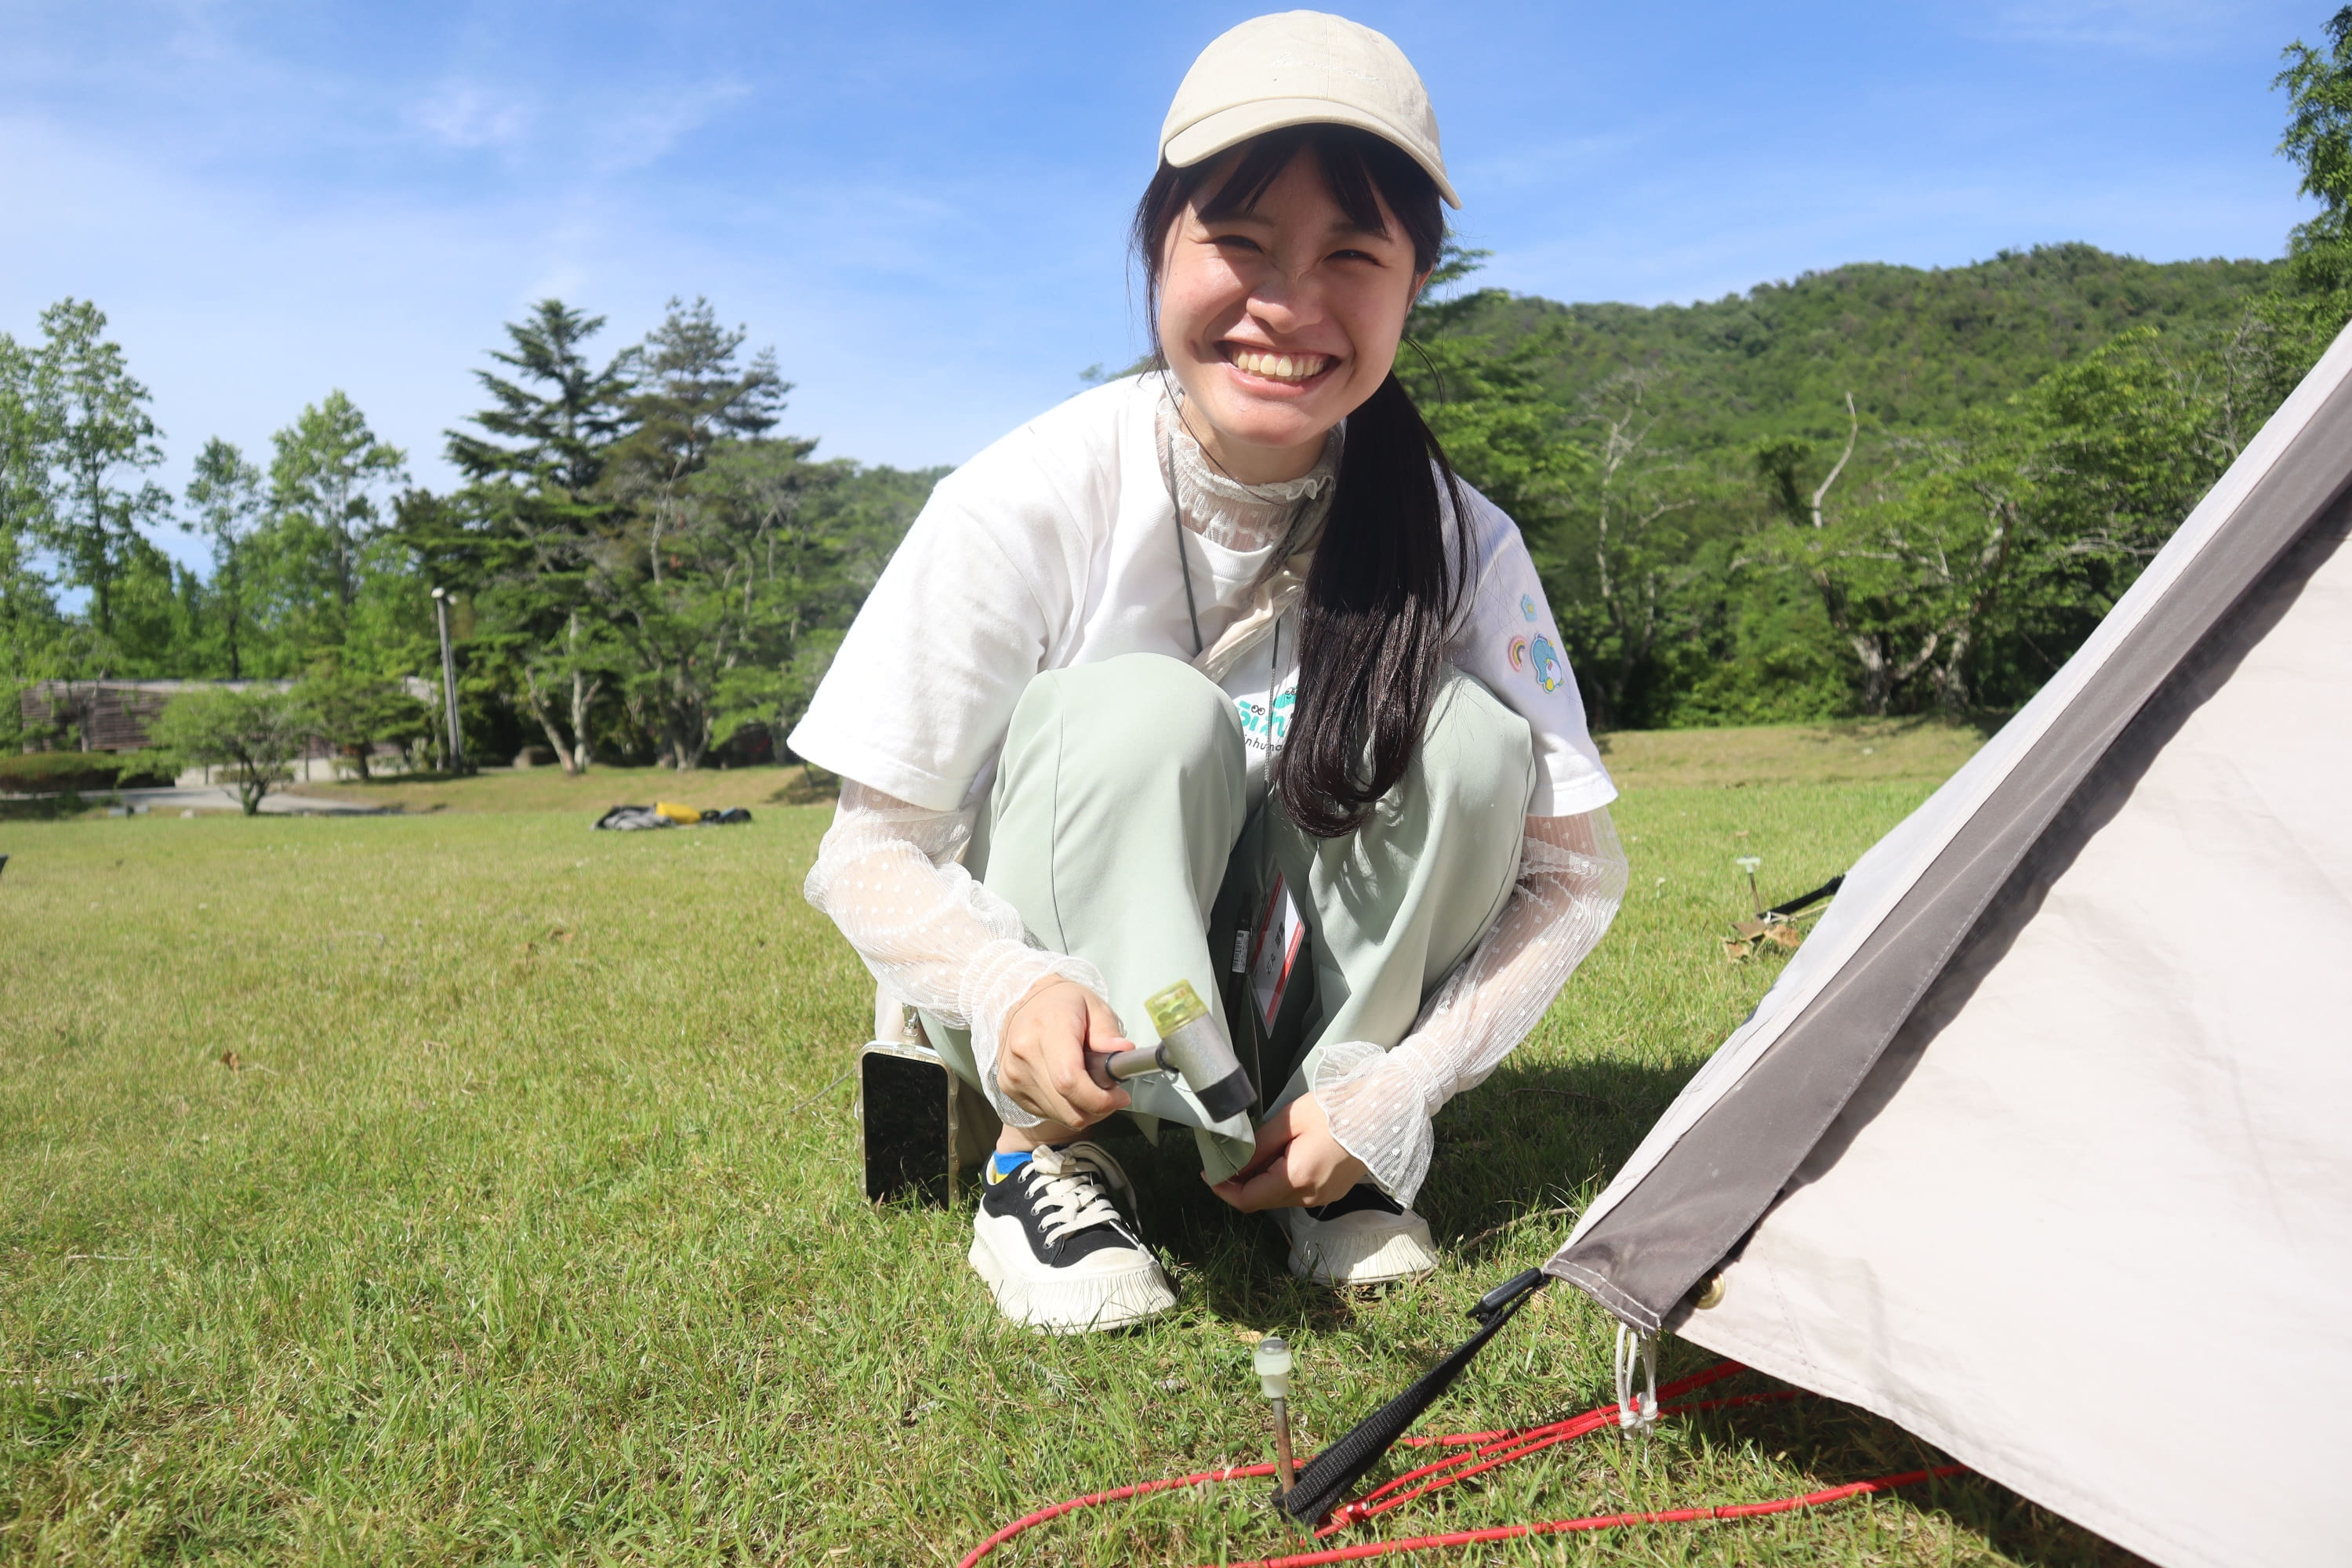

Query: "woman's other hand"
(996, 977), (1134, 1131)
(1207, 1092), (1370, 1211)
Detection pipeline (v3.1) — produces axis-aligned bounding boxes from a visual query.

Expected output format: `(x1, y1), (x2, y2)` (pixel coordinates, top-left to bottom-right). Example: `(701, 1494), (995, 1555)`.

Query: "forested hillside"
(1404, 238), (2337, 728)
(1464, 245), (2279, 447)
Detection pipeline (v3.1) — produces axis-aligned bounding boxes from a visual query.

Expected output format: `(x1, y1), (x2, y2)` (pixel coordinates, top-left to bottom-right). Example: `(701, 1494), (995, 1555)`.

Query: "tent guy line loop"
(1611, 1323), (1658, 1431)
(954, 1359), (1972, 1568)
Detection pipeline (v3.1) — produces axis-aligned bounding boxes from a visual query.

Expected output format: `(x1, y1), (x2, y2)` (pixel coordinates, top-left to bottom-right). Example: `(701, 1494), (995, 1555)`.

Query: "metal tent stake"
(1254, 1337), (1296, 1495)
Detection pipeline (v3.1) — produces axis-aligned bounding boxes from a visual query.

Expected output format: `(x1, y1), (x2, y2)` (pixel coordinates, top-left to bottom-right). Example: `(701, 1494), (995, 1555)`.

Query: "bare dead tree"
(1580, 372), (1694, 723)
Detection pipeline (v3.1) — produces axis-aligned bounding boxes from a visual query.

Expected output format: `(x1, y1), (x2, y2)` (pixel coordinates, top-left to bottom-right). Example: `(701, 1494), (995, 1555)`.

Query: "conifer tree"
(444, 300), (637, 773)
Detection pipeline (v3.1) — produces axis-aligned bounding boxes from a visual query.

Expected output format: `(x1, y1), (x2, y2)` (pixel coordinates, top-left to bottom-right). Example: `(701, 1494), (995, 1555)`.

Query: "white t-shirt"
(789, 376), (1615, 819)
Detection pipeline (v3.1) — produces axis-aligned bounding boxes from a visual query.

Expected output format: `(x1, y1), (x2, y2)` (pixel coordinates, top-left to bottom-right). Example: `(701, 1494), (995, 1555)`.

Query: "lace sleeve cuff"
(1313, 1040), (1445, 1203)
(804, 781), (1116, 1128)
(962, 944), (1114, 1128)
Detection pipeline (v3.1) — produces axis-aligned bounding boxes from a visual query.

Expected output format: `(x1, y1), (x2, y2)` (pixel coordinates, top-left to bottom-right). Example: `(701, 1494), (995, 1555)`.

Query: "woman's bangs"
(1195, 128), (1397, 246)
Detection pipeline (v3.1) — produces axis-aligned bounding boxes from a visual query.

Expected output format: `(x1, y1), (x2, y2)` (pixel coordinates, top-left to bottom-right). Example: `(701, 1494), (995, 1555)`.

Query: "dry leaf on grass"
(1725, 921), (1802, 960)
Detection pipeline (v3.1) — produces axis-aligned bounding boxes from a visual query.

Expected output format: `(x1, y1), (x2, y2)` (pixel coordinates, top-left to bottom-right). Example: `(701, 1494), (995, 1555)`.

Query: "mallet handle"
(1087, 1045), (1169, 1089)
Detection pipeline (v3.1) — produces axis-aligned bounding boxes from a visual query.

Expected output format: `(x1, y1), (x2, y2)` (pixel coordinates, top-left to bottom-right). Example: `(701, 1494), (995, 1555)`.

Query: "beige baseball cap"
(1159, 11), (1460, 209)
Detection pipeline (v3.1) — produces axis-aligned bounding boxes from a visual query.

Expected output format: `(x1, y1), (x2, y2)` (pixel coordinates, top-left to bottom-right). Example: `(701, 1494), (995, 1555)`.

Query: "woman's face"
(1157, 147), (1427, 485)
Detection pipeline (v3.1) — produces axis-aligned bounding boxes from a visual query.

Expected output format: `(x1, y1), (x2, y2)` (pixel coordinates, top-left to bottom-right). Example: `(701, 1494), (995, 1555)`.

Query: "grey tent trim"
(1546, 325), (2352, 1334)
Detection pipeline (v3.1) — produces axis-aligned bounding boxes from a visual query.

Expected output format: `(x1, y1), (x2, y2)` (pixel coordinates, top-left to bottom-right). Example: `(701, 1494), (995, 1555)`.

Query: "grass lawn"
(0, 720), (2130, 1566)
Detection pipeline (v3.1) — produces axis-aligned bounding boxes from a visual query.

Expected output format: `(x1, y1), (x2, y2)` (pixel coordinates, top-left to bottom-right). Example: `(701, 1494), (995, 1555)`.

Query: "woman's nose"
(1248, 268), (1325, 333)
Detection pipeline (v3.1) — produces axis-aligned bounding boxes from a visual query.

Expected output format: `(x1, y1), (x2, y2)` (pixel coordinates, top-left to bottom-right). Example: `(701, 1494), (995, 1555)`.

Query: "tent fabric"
(1670, 500), (2352, 1568)
(1543, 322), (2352, 1567)
(1549, 320), (2352, 1331)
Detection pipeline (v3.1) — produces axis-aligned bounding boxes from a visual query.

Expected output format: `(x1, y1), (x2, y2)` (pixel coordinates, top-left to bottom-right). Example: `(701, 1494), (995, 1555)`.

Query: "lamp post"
(431, 586), (465, 773)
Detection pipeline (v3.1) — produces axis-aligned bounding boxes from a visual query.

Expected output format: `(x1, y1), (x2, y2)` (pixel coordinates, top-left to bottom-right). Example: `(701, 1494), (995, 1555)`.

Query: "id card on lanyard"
(1245, 873), (1305, 1033)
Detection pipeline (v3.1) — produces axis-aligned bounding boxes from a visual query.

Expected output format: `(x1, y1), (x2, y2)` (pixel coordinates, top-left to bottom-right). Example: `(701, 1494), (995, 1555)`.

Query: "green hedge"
(0, 750), (176, 794)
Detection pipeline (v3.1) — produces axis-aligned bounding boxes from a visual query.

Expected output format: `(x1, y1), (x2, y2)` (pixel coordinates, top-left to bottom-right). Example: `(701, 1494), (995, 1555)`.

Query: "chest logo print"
(1236, 689), (1296, 747)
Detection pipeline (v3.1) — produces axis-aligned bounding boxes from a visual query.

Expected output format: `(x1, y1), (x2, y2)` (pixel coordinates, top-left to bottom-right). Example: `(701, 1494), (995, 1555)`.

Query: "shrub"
(111, 750), (176, 788)
(0, 753), (130, 795)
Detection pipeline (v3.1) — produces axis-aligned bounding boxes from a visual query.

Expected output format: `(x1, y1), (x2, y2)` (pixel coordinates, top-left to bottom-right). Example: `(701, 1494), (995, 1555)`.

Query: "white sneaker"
(968, 1142), (1177, 1334)
(1274, 1185), (1439, 1286)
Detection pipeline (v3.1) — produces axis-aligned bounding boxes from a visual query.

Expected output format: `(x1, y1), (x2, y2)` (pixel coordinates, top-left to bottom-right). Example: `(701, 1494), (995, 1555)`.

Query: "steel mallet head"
(1143, 980), (1255, 1121)
(1090, 979), (1257, 1121)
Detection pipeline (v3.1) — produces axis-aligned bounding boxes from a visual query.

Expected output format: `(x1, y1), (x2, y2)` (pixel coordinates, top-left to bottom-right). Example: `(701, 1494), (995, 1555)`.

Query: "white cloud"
(592, 78), (751, 173)
(1980, 0), (2273, 55)
(413, 82), (531, 150)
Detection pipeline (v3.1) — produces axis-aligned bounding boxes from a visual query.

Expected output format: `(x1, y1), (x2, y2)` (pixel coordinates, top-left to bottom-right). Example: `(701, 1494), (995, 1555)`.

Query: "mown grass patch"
(0, 728), (2132, 1564)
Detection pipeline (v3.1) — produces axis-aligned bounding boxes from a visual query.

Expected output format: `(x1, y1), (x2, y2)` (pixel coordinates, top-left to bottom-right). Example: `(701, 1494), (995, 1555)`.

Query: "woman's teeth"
(1229, 349), (1330, 383)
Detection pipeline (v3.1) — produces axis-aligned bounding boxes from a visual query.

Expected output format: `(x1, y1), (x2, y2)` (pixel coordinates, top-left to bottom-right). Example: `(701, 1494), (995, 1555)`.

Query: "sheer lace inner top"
(1158, 383), (1340, 554)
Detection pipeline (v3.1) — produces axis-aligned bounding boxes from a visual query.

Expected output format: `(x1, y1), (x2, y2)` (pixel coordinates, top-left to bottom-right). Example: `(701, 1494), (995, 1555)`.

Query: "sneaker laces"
(1022, 1144), (1129, 1245)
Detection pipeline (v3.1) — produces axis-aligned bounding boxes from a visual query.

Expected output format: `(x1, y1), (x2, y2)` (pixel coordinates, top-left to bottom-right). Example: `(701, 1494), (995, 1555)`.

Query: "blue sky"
(0, 1), (2321, 575)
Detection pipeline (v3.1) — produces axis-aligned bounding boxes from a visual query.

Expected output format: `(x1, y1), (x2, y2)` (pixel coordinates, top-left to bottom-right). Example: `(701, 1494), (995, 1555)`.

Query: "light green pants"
(924, 652), (1534, 1184)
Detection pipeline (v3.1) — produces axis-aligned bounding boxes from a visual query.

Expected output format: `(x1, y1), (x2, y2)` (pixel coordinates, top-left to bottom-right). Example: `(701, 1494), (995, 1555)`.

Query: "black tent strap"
(1278, 1269), (1551, 1526)
(1761, 873), (1843, 921)
(1548, 361), (2352, 1333)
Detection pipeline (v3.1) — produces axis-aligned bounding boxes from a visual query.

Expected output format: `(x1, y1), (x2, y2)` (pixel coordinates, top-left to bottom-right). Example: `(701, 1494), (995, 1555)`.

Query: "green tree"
(1555, 371), (1704, 724)
(183, 437), (264, 678)
(26, 299), (169, 642)
(445, 302), (637, 773)
(292, 660), (431, 779)
(448, 299), (636, 498)
(266, 391), (407, 641)
(613, 296), (787, 586)
(605, 298), (789, 767)
(692, 441), (925, 760)
(1976, 323), (2269, 705)
(2278, 7), (2352, 298)
(0, 332), (66, 741)
(151, 685), (307, 815)
(1755, 398), (2020, 716)
(0, 330), (56, 556)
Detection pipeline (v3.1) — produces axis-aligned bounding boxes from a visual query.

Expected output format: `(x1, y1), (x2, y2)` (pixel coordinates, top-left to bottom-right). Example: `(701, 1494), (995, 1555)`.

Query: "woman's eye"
(1211, 234), (1264, 254)
(1330, 248), (1378, 263)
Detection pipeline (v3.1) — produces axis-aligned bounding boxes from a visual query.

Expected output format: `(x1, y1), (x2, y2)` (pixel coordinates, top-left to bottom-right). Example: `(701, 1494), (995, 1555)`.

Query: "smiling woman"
(1138, 125), (1463, 840)
(789, 11), (1629, 1337)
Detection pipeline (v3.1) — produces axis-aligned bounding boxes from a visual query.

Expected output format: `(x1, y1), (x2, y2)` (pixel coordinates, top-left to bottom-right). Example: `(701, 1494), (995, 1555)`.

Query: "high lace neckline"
(1159, 385), (1340, 554)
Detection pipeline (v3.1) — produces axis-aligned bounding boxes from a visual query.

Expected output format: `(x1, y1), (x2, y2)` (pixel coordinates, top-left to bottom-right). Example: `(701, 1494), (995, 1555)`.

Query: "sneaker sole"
(968, 1227), (1177, 1335)
(1285, 1216), (1440, 1287)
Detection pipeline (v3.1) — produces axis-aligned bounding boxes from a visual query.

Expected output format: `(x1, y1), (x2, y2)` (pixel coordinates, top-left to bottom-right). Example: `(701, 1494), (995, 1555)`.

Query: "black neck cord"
(1160, 423), (1205, 656)
(1160, 376), (1316, 665)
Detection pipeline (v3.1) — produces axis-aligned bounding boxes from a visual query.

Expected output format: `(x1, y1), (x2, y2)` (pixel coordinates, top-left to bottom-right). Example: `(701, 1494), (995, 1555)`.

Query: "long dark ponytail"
(1134, 125), (1472, 837)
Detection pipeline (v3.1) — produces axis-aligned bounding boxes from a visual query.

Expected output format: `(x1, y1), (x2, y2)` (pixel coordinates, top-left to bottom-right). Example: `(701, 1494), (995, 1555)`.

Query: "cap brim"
(1163, 98), (1461, 209)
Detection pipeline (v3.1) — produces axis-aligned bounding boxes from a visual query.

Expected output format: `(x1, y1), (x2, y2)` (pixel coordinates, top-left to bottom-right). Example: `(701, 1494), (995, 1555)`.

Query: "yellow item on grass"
(654, 801), (702, 825)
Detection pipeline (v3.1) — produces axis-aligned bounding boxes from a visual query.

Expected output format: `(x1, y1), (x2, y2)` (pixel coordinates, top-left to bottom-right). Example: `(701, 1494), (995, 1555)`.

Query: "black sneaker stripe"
(1301, 1183), (1405, 1222)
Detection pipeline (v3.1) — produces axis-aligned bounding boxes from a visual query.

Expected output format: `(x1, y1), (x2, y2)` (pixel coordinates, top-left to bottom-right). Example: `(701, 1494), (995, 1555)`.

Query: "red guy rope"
(955, 1360), (1973, 1568)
